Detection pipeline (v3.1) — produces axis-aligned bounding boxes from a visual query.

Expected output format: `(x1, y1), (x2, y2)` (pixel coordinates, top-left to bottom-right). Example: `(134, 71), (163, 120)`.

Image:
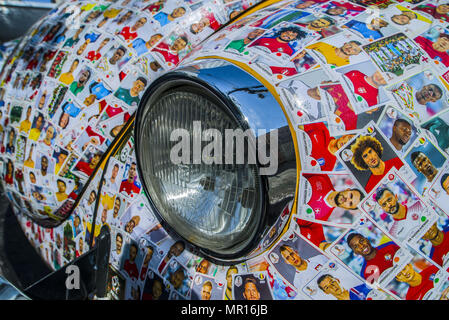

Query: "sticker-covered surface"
(2, 0), (449, 300)
(0, 0), (254, 225)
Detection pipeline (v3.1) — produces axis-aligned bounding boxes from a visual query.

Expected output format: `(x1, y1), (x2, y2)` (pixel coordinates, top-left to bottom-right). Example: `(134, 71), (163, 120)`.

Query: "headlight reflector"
(137, 85), (264, 257)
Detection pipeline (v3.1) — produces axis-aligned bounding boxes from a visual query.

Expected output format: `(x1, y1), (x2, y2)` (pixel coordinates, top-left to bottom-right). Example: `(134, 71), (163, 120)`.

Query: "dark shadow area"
(23, 225), (111, 300)
(0, 1), (54, 43)
(0, 198), (52, 291)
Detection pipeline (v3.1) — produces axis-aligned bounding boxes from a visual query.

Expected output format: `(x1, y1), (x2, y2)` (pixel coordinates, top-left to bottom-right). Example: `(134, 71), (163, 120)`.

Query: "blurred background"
(0, 0), (57, 43)
(0, 1), (61, 299)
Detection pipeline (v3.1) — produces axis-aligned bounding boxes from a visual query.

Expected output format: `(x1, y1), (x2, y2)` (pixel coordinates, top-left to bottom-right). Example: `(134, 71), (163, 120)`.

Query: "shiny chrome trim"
(135, 59), (296, 263)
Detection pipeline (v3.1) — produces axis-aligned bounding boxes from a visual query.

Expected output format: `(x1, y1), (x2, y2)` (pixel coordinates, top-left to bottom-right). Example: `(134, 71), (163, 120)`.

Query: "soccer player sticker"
(58, 56), (82, 86)
(72, 144), (103, 180)
(295, 217), (352, 250)
(336, 122), (412, 193)
(222, 27), (265, 58)
(316, 0), (366, 23)
(247, 22), (320, 62)
(412, 0), (449, 22)
(343, 12), (400, 42)
(336, 60), (390, 114)
(249, 8), (312, 30)
(296, 121), (351, 172)
(421, 108), (449, 154)
(277, 68), (330, 125)
(151, 30), (192, 68)
(328, 219), (413, 286)
(137, 237), (164, 281)
(191, 274), (224, 300)
(350, 0), (398, 11)
(151, 1), (190, 30)
(162, 257), (193, 299)
(115, 14), (156, 45)
(286, 0), (324, 11)
(382, 247), (447, 300)
(376, 105), (420, 157)
(252, 49), (319, 83)
(359, 168), (439, 245)
(232, 271), (274, 300)
(380, 5), (432, 38)
(4, 127), (17, 157)
(184, 5), (228, 45)
(266, 230), (331, 290)
(142, 269), (170, 300)
(106, 265), (127, 300)
(423, 279), (449, 300)
(118, 159), (142, 198)
(427, 163), (449, 216)
(95, 42), (132, 88)
(388, 69), (449, 124)
(306, 31), (370, 72)
(120, 198), (157, 239)
(408, 203), (449, 270)
(246, 254), (298, 300)
(414, 23), (449, 72)
(260, 204), (291, 250)
(186, 257), (217, 277)
(156, 237), (191, 274)
(327, 103), (385, 136)
(104, 158), (125, 193)
(113, 71), (148, 110)
(121, 239), (145, 282)
(297, 171), (365, 226)
(54, 177), (75, 204)
(302, 261), (390, 300)
(295, 13), (342, 38)
(403, 134), (448, 195)
(110, 226), (128, 268)
(320, 80), (378, 135)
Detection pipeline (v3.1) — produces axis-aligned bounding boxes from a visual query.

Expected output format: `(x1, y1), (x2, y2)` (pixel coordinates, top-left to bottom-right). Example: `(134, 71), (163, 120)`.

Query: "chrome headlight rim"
(135, 59), (297, 263)
(134, 71), (270, 263)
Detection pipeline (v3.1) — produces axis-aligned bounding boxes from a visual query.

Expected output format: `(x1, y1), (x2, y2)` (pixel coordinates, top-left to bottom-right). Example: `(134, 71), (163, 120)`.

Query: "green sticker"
(435, 278), (439, 284)
(421, 216), (427, 222)
(357, 96), (363, 102)
(244, 51), (249, 55)
(306, 208), (313, 214)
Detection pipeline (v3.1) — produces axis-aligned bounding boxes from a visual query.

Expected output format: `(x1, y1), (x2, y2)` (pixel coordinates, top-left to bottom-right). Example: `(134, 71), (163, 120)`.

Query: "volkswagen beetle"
(1, 0), (449, 301)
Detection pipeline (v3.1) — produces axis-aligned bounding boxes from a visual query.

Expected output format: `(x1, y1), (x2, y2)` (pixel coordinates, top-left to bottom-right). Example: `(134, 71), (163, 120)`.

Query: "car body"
(1, 0), (449, 300)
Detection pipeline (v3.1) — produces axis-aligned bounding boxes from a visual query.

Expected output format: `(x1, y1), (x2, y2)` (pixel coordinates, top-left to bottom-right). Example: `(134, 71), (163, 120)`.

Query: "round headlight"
(138, 86), (263, 256)
(135, 59), (296, 261)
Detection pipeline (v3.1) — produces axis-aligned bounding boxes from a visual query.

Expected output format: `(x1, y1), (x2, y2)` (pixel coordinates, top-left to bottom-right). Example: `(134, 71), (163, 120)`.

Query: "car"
(1, 0), (449, 301)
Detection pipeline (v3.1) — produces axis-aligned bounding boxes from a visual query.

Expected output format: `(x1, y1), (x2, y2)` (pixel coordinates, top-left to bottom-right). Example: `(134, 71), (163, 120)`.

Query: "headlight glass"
(138, 87), (263, 256)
